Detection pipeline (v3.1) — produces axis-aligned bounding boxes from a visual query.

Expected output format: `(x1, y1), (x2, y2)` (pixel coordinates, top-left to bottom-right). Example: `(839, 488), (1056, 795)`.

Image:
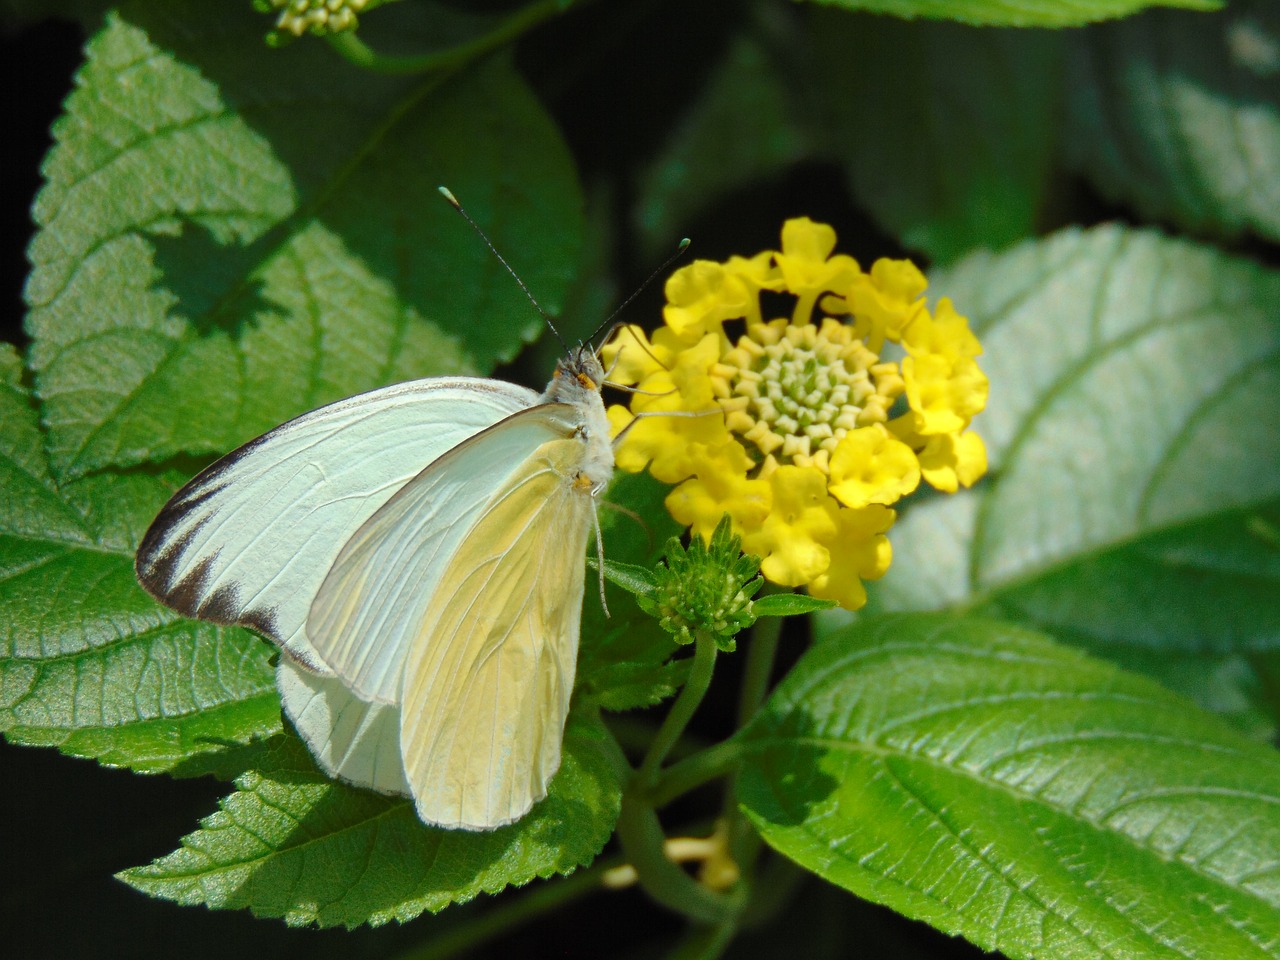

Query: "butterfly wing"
(400, 424), (596, 829)
(135, 378), (538, 672)
(304, 404), (583, 704)
(276, 658), (410, 795)
(303, 402), (599, 829)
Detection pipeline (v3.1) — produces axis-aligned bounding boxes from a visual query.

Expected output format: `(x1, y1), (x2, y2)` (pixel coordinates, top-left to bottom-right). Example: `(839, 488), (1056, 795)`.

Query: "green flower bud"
(638, 515), (763, 652)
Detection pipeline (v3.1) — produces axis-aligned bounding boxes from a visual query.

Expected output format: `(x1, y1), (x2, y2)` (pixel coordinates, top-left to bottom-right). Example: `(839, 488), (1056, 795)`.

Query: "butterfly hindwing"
(276, 659), (410, 796)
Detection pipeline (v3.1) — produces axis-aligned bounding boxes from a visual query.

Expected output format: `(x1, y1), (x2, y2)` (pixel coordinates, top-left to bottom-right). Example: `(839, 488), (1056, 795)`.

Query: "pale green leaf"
(119, 711), (626, 928)
(740, 615), (1280, 960)
(800, 0), (1220, 28)
(866, 227), (1280, 729)
(26, 0), (581, 478)
(597, 558), (659, 598)
(1067, 0), (1280, 244)
(813, 12), (1062, 262)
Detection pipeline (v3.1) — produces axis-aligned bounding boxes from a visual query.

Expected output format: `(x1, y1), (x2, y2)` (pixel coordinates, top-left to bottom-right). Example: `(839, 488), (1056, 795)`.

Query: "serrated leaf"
(25, 0), (581, 478)
(813, 11), (1063, 262)
(119, 711), (625, 928)
(1067, 1), (1280, 244)
(799, 0), (1219, 28)
(752, 593), (835, 617)
(582, 658), (692, 712)
(867, 227), (1280, 730)
(0, 371), (279, 771)
(739, 614), (1280, 960)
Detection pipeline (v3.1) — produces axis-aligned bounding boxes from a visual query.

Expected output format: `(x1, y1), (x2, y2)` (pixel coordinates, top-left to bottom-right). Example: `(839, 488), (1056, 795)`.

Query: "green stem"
(720, 599), (784, 882)
(736, 610), (782, 729)
(327, 0), (570, 74)
(636, 629), (718, 790)
(648, 738), (744, 809)
(390, 856), (620, 960)
(614, 796), (742, 926)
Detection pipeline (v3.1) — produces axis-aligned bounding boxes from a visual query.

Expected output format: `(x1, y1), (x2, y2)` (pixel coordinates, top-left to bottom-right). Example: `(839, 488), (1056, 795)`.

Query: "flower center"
(711, 318), (904, 472)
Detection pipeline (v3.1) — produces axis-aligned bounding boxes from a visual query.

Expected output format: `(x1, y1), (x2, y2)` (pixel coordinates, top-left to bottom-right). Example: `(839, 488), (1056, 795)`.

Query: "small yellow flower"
(607, 218), (988, 609)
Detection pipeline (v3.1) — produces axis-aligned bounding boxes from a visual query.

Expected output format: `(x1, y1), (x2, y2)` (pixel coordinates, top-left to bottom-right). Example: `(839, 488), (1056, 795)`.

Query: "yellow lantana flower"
(604, 217), (988, 609)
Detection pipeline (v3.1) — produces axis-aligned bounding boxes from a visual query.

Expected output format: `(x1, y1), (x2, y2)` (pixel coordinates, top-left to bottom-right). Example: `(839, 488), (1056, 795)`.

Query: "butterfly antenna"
(438, 186), (571, 355)
(586, 237), (691, 350)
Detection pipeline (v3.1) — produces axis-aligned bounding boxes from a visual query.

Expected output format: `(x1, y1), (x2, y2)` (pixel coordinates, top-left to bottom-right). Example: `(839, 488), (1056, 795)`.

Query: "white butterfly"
(135, 344), (615, 830)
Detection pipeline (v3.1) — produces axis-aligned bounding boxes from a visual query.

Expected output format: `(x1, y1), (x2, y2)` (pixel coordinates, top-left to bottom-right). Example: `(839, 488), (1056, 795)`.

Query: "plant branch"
(327, 0), (571, 75)
(636, 629), (719, 790)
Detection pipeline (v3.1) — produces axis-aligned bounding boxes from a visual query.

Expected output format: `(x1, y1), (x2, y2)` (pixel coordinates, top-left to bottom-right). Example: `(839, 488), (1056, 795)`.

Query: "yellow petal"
(828, 425), (921, 508)
(807, 503), (895, 609)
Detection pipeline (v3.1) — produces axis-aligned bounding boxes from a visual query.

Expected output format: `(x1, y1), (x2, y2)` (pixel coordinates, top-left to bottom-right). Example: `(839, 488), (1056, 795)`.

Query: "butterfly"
(135, 342), (614, 830)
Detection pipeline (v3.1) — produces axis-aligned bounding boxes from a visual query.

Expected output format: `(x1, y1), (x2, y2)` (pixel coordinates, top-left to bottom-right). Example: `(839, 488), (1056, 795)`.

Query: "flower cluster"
(604, 218), (988, 609)
(258, 0), (369, 38)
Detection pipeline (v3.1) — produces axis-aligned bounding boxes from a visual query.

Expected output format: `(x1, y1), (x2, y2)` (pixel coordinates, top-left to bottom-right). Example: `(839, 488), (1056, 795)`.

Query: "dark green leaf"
(1067, 1), (1280, 244)
(867, 227), (1280, 731)
(26, 0), (581, 478)
(813, 12), (1063, 262)
(982, 504), (1280, 740)
(740, 614), (1280, 960)
(634, 31), (808, 260)
(119, 710), (626, 927)
(578, 471), (684, 712)
(799, 0), (1220, 28)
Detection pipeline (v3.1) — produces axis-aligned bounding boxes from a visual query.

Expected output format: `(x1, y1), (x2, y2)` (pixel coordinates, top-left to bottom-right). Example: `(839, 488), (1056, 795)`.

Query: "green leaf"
(0, 363), (280, 772)
(26, 0), (582, 478)
(813, 12), (1063, 262)
(798, 0), (1220, 28)
(752, 593), (836, 617)
(739, 614), (1280, 960)
(597, 558), (659, 598)
(633, 30), (808, 260)
(119, 710), (626, 928)
(1067, 0), (1280, 245)
(982, 504), (1280, 740)
(868, 226), (1280, 730)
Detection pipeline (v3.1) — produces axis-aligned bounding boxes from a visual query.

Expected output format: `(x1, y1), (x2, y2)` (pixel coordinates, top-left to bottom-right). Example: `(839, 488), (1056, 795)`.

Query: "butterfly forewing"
(304, 405), (581, 707)
(135, 379), (537, 671)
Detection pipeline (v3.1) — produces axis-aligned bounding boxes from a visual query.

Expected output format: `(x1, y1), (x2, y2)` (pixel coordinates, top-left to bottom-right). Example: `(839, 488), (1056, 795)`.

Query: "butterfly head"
(544, 344), (606, 404)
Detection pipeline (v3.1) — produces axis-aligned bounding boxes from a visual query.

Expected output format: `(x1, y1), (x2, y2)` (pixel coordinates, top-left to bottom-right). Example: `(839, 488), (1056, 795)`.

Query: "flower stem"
(736, 609), (782, 728)
(636, 629), (718, 791)
(614, 796), (742, 926)
(326, 0), (571, 74)
(648, 738), (744, 809)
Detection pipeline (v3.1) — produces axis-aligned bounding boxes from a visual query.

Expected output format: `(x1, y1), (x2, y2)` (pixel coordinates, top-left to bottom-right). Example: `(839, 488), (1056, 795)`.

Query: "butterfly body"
(136, 346), (613, 830)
